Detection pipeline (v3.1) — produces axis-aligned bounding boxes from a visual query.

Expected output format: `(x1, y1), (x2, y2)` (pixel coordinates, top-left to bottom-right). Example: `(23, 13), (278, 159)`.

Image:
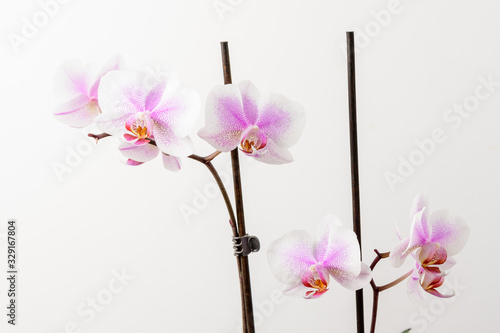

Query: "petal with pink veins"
(314, 215), (361, 278)
(152, 120), (194, 156)
(53, 94), (100, 128)
(267, 230), (316, 285)
(150, 76), (201, 138)
(239, 81), (261, 124)
(53, 59), (90, 101)
(198, 84), (248, 152)
(97, 70), (150, 119)
(428, 209), (470, 256)
(256, 93), (305, 148)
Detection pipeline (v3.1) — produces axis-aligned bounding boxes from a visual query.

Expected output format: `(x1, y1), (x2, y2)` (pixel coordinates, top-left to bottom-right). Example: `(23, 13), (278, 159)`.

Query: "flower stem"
(346, 31), (364, 333)
(369, 250), (412, 333)
(187, 154), (248, 332)
(221, 41), (255, 333)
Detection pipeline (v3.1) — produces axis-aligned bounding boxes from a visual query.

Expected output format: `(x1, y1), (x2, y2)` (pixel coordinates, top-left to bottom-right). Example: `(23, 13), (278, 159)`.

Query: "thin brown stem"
(205, 150), (222, 162)
(88, 133), (111, 143)
(221, 41), (255, 333)
(187, 155), (237, 225)
(378, 270), (413, 292)
(369, 250), (411, 333)
(346, 31), (364, 333)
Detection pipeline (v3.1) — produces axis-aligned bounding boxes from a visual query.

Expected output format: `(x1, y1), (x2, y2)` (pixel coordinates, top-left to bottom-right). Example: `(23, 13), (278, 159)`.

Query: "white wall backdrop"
(1, 0), (499, 332)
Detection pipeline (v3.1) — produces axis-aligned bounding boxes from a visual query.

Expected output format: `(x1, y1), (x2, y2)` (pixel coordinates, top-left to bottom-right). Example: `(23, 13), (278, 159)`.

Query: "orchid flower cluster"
(53, 55), (470, 332)
(268, 194), (469, 303)
(53, 56), (305, 168)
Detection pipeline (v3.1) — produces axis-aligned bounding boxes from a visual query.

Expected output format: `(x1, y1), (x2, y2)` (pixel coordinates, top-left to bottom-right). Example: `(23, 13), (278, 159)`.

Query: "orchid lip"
(124, 111), (153, 143)
(239, 125), (267, 153)
(301, 264), (329, 298)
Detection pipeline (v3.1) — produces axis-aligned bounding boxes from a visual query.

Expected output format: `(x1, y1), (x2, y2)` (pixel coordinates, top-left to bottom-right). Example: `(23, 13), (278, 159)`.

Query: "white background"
(1, 0), (499, 332)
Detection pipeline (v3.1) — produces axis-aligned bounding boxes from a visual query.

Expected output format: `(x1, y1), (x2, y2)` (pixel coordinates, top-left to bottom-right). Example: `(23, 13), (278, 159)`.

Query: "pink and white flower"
(95, 69), (200, 157)
(198, 81), (305, 164)
(389, 193), (470, 300)
(53, 55), (124, 128)
(267, 215), (371, 299)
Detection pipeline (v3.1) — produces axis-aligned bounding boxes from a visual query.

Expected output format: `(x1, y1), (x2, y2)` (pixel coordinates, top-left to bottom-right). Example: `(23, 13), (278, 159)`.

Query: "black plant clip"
(233, 235), (260, 256)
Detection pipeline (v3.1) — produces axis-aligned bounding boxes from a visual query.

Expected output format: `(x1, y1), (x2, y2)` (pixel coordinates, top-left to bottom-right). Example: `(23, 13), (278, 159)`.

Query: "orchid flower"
(95, 69), (200, 157)
(53, 55), (124, 128)
(198, 81), (305, 164)
(389, 193), (470, 300)
(267, 215), (371, 299)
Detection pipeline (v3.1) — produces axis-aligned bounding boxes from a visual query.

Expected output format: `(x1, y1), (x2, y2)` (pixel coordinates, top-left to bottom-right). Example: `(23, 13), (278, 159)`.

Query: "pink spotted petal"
(53, 94), (100, 128)
(267, 230), (316, 285)
(239, 81), (261, 124)
(389, 237), (411, 268)
(162, 154), (182, 172)
(256, 93), (305, 148)
(150, 75), (201, 138)
(89, 55), (125, 99)
(405, 208), (430, 255)
(428, 209), (470, 256)
(53, 59), (90, 101)
(241, 139), (294, 165)
(118, 142), (159, 163)
(98, 70), (150, 119)
(329, 262), (372, 291)
(198, 84), (248, 151)
(314, 215), (362, 277)
(152, 120), (194, 156)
